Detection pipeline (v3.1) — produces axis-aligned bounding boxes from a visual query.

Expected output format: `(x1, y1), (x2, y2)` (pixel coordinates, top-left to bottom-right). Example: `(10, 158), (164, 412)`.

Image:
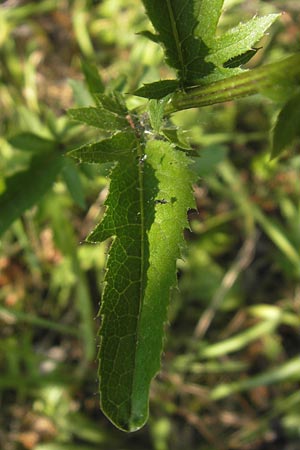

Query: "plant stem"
(164, 54), (300, 115)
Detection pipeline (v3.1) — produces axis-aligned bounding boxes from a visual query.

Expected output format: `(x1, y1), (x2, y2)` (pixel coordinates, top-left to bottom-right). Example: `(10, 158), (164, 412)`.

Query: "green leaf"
(271, 91), (300, 159)
(141, 0), (214, 84)
(206, 14), (279, 67)
(141, 1), (279, 86)
(68, 132), (137, 164)
(134, 80), (179, 99)
(0, 152), (63, 236)
(162, 128), (191, 150)
(94, 92), (128, 115)
(148, 98), (170, 133)
(8, 132), (56, 153)
(68, 107), (129, 131)
(70, 129), (196, 430)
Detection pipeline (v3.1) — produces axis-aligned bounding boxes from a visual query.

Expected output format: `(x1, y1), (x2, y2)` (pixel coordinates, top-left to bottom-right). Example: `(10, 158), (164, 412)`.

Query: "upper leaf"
(140, 0), (215, 84)
(138, 0), (279, 96)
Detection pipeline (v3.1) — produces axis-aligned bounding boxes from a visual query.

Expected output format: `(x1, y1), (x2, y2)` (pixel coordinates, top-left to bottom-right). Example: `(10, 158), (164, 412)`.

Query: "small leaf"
(134, 80), (179, 99)
(162, 128), (191, 150)
(0, 152), (63, 236)
(94, 92), (128, 115)
(137, 30), (160, 43)
(206, 14), (279, 66)
(271, 91), (300, 159)
(68, 107), (129, 131)
(68, 132), (137, 164)
(223, 47), (261, 68)
(148, 98), (170, 132)
(81, 60), (105, 94)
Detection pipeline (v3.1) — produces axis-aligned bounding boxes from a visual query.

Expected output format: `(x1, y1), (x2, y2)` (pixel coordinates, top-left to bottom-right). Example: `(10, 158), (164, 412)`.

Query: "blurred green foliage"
(1, 0), (300, 449)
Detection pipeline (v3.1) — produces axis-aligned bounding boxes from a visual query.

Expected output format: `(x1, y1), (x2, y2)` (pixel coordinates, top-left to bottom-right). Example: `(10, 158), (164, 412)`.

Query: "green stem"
(0, 306), (78, 336)
(164, 54), (300, 115)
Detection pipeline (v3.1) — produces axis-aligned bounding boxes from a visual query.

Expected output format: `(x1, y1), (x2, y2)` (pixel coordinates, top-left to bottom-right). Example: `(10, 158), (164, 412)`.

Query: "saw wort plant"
(67, 0), (300, 432)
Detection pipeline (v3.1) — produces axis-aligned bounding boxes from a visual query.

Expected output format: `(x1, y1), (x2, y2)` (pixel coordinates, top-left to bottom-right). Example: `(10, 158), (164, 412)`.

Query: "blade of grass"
(200, 319), (279, 359)
(211, 356), (300, 400)
(0, 306), (78, 336)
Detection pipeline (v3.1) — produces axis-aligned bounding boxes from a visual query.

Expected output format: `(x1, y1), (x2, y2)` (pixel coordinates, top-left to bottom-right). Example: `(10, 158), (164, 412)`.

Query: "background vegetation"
(1, 0), (300, 449)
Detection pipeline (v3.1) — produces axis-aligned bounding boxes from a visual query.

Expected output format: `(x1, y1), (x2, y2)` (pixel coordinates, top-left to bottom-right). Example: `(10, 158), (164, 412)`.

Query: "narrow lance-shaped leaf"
(70, 133), (196, 431)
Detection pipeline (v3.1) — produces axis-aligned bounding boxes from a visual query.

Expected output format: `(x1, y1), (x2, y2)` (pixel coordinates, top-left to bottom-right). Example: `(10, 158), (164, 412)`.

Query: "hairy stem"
(164, 54), (300, 115)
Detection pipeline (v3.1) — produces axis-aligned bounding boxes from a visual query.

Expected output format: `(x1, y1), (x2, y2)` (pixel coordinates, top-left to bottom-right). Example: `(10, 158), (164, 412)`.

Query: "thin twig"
(177, 407), (227, 450)
(194, 231), (259, 339)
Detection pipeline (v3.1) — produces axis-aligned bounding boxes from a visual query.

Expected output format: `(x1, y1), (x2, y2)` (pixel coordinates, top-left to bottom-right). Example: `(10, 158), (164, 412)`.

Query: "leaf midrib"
(166, 0), (185, 78)
(130, 137), (147, 426)
(137, 139), (146, 319)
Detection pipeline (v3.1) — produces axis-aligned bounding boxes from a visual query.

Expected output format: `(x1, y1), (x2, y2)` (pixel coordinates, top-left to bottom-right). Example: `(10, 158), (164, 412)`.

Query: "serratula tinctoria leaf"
(70, 131), (196, 431)
(90, 140), (195, 431)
